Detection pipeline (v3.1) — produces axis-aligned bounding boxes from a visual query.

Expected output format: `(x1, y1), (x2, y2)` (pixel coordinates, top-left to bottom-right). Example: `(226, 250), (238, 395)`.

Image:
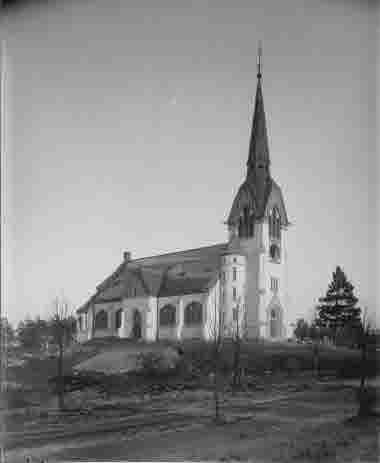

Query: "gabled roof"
(158, 257), (221, 297)
(265, 179), (290, 226)
(76, 243), (227, 314)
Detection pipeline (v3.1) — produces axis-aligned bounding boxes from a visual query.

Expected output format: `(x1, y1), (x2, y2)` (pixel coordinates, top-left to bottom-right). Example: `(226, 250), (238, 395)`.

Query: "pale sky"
(2, 0), (379, 328)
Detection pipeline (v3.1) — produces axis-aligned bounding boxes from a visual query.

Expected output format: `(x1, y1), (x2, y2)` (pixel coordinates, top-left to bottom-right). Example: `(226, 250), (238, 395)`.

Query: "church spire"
(257, 40), (262, 80)
(247, 41), (270, 175)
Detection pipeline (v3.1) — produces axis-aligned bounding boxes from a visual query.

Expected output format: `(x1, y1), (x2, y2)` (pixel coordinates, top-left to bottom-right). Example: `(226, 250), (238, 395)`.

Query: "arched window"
(248, 213), (255, 237)
(238, 217), (243, 238)
(238, 207), (255, 238)
(159, 304), (176, 326)
(271, 309), (276, 319)
(269, 208), (281, 241)
(94, 310), (108, 330)
(184, 301), (203, 325)
(269, 243), (281, 262)
(115, 308), (123, 329)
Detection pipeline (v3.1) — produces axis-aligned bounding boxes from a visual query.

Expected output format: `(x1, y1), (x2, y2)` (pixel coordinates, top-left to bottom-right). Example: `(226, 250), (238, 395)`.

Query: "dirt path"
(6, 391), (308, 450)
(6, 384), (379, 463)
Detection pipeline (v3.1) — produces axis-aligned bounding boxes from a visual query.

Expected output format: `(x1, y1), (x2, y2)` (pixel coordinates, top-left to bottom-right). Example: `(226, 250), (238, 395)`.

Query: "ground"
(3, 339), (379, 462)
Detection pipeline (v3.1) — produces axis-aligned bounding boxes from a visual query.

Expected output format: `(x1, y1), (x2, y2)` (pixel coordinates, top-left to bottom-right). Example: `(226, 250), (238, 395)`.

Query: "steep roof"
(227, 55), (289, 227)
(76, 243), (227, 313)
(266, 179), (289, 226)
(247, 78), (270, 171)
(227, 177), (272, 225)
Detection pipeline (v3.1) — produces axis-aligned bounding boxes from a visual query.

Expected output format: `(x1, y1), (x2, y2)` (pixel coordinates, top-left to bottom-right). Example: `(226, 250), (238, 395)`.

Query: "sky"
(1, 0), (379, 328)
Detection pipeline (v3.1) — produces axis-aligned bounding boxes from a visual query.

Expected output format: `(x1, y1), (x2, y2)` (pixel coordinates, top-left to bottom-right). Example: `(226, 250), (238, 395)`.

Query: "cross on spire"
(257, 40), (263, 79)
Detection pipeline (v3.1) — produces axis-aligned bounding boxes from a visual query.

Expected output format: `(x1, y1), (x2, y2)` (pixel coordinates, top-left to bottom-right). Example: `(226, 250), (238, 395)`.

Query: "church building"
(76, 49), (290, 343)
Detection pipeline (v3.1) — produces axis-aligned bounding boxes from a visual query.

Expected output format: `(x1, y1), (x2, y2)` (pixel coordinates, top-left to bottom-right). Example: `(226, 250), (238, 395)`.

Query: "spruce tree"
(316, 266), (361, 342)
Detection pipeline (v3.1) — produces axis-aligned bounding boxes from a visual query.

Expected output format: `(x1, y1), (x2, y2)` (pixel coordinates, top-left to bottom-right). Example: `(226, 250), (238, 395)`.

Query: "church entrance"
(132, 309), (142, 339)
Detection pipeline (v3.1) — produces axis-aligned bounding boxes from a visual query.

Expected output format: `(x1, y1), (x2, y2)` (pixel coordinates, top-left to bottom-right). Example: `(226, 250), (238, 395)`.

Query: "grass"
(5, 337), (378, 411)
(176, 338), (373, 378)
(9, 386), (378, 463)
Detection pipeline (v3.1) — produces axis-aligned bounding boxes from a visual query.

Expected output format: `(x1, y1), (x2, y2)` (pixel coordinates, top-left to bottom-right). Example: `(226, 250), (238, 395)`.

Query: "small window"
(115, 308), (123, 329)
(233, 257), (237, 263)
(233, 307), (238, 322)
(269, 244), (281, 262)
(78, 316), (83, 331)
(270, 277), (279, 292)
(222, 271), (226, 283)
(233, 267), (237, 281)
(233, 287), (237, 300)
(269, 207), (281, 241)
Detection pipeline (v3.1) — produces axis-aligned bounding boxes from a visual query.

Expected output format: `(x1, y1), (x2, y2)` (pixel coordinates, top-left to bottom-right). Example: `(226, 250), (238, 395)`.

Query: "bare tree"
(226, 297), (245, 390)
(358, 309), (371, 392)
(50, 295), (75, 411)
(206, 279), (224, 422)
(356, 308), (376, 417)
(309, 311), (321, 379)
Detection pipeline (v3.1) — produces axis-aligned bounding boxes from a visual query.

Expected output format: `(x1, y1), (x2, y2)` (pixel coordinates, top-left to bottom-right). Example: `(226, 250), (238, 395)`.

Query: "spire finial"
(257, 40), (263, 79)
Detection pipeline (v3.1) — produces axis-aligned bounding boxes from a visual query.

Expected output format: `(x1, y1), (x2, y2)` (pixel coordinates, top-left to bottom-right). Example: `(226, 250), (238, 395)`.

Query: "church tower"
(226, 44), (290, 339)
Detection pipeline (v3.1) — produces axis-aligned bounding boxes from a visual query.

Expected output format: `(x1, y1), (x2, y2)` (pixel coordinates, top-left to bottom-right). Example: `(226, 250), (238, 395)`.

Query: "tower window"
(233, 287), (237, 300)
(115, 308), (123, 329)
(233, 267), (237, 281)
(270, 277), (279, 292)
(238, 217), (244, 238)
(233, 307), (238, 322)
(269, 207), (281, 241)
(269, 244), (281, 262)
(238, 207), (255, 238)
(248, 214), (255, 237)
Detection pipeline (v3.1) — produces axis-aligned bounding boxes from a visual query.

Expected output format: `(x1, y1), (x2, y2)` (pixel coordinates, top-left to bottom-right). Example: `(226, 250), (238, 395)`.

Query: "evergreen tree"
(316, 266), (361, 342)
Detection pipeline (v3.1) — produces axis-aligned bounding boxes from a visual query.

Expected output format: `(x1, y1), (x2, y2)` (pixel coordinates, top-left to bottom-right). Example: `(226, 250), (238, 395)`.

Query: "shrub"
(357, 386), (378, 417)
(5, 389), (31, 409)
(136, 351), (179, 378)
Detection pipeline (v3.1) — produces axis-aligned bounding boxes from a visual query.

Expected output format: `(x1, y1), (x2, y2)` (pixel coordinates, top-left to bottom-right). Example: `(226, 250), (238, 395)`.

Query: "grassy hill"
(5, 337), (377, 410)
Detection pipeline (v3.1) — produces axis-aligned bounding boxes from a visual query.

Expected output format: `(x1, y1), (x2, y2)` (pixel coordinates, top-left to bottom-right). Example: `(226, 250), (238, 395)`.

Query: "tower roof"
(227, 44), (289, 228)
(247, 64), (270, 170)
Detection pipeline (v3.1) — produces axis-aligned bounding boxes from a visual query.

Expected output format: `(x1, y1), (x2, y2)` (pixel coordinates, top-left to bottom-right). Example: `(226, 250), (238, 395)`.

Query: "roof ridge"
(130, 242), (227, 263)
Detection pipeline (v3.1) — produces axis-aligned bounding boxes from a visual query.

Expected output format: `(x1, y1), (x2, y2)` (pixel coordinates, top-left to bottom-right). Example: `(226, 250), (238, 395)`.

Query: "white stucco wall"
(238, 225), (262, 339)
(204, 280), (221, 341)
(76, 311), (91, 343)
(260, 219), (287, 339)
(221, 253), (246, 335)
